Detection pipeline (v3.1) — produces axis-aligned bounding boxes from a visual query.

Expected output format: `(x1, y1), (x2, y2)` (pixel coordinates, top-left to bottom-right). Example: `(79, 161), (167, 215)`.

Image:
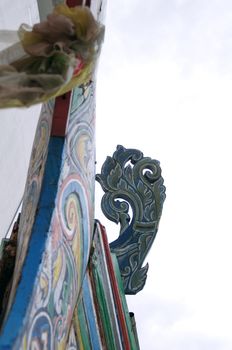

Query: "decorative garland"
(0, 5), (104, 108)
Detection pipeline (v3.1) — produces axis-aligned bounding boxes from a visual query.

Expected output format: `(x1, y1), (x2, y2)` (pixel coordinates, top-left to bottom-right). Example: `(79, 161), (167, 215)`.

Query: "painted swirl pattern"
(4, 100), (55, 322)
(15, 79), (97, 349)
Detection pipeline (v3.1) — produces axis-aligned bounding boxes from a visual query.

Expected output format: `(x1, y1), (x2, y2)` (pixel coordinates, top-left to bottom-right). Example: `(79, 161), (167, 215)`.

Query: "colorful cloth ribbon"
(0, 5), (104, 108)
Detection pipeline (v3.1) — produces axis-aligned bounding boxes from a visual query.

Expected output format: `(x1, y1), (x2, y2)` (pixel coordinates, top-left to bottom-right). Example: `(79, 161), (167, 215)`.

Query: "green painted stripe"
(111, 253), (140, 350)
(91, 263), (117, 350)
(82, 273), (102, 350)
(94, 224), (123, 350)
(77, 297), (92, 350)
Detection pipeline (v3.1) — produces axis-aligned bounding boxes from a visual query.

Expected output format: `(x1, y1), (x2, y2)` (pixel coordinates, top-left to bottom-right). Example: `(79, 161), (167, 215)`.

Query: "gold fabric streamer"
(0, 5), (104, 108)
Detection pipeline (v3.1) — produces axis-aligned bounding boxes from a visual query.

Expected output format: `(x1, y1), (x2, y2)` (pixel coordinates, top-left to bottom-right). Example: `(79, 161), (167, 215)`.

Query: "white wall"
(0, 0), (41, 239)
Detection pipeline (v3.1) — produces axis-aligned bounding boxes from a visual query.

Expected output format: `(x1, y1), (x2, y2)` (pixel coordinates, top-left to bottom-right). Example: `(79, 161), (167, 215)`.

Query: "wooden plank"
(99, 223), (132, 350)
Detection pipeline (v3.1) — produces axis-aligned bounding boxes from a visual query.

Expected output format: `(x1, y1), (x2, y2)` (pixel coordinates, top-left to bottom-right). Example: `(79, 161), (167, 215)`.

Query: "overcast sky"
(95, 1), (232, 349)
(1, 1), (232, 349)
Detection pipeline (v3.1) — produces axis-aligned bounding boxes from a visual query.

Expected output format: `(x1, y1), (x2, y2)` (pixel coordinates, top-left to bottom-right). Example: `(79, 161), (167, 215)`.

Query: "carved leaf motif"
(137, 180), (147, 198)
(130, 264), (149, 294)
(124, 165), (133, 184)
(144, 202), (155, 222)
(118, 178), (128, 191)
(144, 189), (152, 205)
(107, 162), (122, 190)
(96, 145), (166, 294)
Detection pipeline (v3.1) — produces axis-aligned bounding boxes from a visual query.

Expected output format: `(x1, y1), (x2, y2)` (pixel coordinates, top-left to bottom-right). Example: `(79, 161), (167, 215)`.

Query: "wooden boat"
(0, 1), (165, 348)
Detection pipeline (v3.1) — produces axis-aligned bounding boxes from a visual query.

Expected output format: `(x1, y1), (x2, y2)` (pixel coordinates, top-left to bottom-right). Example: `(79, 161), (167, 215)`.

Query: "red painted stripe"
(51, 0), (92, 136)
(51, 92), (71, 136)
(99, 223), (131, 350)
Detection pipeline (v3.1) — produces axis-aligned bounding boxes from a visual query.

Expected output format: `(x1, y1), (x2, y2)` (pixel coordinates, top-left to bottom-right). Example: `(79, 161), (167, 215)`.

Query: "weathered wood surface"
(66, 222), (139, 350)
(0, 1), (105, 348)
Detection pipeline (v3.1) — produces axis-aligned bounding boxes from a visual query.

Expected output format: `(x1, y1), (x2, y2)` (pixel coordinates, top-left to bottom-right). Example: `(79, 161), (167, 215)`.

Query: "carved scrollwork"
(96, 145), (166, 294)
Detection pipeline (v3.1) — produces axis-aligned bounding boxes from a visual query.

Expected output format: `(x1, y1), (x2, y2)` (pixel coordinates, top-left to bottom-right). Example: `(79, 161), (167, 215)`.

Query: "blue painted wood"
(0, 137), (64, 349)
(82, 274), (102, 350)
(96, 145), (166, 295)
